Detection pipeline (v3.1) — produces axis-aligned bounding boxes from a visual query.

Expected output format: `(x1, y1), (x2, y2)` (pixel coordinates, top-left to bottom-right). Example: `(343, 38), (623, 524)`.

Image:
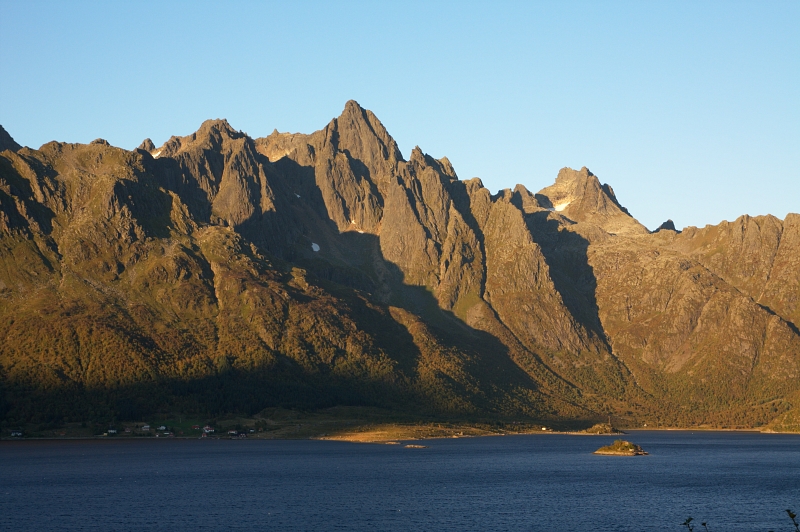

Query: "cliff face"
(1, 102), (798, 428)
(535, 166), (649, 236)
(0, 126), (21, 153)
(589, 236), (799, 421)
(665, 214), (800, 331)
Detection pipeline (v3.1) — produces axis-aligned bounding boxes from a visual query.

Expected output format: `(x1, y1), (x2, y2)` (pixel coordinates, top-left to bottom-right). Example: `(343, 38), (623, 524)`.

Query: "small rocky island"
(582, 422), (625, 435)
(594, 440), (648, 456)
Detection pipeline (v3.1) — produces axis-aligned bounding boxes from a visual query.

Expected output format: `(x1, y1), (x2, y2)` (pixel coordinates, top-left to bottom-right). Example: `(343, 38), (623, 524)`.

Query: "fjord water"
(2, 432), (798, 531)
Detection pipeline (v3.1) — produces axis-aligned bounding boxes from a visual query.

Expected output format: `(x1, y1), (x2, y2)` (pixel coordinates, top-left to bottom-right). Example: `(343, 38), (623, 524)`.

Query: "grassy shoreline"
(2, 420), (793, 443)
(3, 405), (797, 442)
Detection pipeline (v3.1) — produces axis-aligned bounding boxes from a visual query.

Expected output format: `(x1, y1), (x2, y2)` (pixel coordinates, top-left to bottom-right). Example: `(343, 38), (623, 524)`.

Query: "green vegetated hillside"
(1, 102), (799, 430)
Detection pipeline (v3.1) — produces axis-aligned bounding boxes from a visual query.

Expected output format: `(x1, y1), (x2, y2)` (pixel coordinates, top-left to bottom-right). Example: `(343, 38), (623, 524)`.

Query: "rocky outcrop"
(654, 219), (679, 233)
(663, 214), (800, 332)
(137, 138), (156, 152)
(254, 99), (398, 235)
(0, 125), (21, 152)
(147, 119), (277, 227)
(536, 167), (649, 236)
(594, 440), (648, 455)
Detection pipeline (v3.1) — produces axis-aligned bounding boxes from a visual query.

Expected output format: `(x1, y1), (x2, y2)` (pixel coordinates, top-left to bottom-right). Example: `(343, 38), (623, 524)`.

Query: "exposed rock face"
(1, 103), (798, 429)
(0, 125), (21, 152)
(536, 167), (649, 236)
(654, 219), (678, 233)
(590, 237), (799, 421)
(665, 214), (800, 332)
(138, 138), (156, 152)
(255, 99), (397, 235)
(147, 118), (278, 227)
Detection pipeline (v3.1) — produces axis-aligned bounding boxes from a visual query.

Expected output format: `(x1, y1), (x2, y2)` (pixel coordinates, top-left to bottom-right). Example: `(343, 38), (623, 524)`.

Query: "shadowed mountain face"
(1, 101), (799, 428)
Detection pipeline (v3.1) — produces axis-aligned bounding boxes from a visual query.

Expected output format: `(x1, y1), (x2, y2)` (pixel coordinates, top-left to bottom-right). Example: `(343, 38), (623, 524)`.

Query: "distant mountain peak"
(328, 100), (404, 165)
(654, 219), (680, 233)
(410, 145), (425, 161)
(138, 138), (156, 152)
(536, 167), (649, 235)
(149, 119), (246, 160)
(197, 118), (237, 135)
(343, 99), (365, 112)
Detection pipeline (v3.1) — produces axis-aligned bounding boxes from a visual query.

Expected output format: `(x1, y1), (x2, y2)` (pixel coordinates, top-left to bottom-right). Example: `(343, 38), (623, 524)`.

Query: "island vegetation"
(593, 440), (648, 456)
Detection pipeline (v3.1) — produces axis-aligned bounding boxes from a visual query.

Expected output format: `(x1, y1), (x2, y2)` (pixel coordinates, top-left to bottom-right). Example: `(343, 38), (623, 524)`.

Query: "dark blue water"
(1, 431), (799, 531)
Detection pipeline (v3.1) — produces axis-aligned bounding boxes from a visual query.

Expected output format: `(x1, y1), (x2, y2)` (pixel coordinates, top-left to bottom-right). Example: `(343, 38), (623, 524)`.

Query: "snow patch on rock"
(554, 201), (571, 212)
(311, 243), (320, 252)
(270, 150), (291, 162)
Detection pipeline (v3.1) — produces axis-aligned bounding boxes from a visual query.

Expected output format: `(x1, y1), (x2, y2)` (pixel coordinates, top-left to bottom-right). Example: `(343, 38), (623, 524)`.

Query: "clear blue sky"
(1, 1), (797, 230)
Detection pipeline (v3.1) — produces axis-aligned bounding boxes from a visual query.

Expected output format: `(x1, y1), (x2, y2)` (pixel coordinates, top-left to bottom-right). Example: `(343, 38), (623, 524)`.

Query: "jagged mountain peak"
(654, 219), (679, 233)
(536, 166), (649, 235)
(138, 138), (156, 152)
(509, 184), (543, 214)
(255, 101), (405, 171)
(438, 156), (456, 178)
(154, 118), (247, 159)
(188, 118), (244, 147)
(407, 146), (458, 181)
(343, 98), (365, 113)
(551, 166), (597, 196)
(197, 118), (238, 135)
(409, 145), (430, 166)
(0, 125), (22, 152)
(329, 100), (404, 165)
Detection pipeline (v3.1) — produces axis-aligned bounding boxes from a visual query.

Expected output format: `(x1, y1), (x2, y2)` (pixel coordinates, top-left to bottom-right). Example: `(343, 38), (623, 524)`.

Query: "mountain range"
(1, 102), (798, 430)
